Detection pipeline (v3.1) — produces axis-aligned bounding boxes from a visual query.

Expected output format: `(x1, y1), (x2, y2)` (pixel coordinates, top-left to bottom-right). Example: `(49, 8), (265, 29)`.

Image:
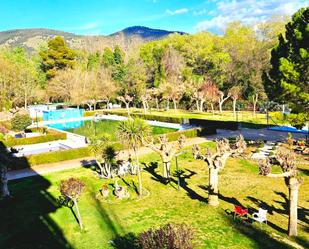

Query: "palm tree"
(88, 133), (116, 178)
(117, 118), (151, 196)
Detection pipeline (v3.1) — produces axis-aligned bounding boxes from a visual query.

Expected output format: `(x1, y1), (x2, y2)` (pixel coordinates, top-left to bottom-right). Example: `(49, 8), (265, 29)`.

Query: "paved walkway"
(8, 128), (307, 181)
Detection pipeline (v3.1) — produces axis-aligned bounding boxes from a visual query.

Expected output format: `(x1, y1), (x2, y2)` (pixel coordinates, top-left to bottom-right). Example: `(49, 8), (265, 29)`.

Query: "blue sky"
(0, 0), (308, 35)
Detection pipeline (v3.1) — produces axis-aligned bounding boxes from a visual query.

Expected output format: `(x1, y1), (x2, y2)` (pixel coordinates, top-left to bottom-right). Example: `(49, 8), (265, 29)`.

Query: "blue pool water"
(43, 108), (84, 121)
(48, 120), (84, 130)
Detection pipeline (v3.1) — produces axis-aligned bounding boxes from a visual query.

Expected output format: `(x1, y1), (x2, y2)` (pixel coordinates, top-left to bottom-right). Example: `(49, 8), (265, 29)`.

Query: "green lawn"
(67, 120), (177, 140)
(1, 143), (308, 249)
(86, 108), (280, 127)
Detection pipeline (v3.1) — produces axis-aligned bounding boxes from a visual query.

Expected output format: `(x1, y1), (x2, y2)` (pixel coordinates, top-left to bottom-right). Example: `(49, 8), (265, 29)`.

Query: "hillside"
(0, 26), (185, 52)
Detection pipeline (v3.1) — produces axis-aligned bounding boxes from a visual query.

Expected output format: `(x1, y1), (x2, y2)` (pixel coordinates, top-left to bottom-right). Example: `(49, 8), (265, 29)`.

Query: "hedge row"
(9, 146), (90, 170)
(189, 119), (239, 131)
(84, 110), (185, 124)
(2, 130), (67, 147)
(8, 126), (216, 169)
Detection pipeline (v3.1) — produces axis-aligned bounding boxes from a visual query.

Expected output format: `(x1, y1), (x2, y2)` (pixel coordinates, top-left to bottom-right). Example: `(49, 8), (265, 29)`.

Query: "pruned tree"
(147, 87), (161, 110)
(250, 93), (259, 116)
(145, 135), (186, 181)
(141, 91), (151, 113)
(199, 80), (219, 114)
(192, 135), (246, 206)
(218, 91), (231, 114)
(229, 86), (242, 118)
(258, 146), (303, 236)
(60, 178), (85, 229)
(117, 94), (134, 116)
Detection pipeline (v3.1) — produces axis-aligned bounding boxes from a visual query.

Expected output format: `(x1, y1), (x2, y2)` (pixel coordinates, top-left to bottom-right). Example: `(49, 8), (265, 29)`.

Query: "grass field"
(1, 142), (308, 249)
(67, 120), (177, 140)
(88, 108), (280, 127)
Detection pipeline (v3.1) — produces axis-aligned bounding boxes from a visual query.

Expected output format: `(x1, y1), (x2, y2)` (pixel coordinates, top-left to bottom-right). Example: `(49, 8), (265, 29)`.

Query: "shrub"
(26, 147), (90, 166)
(138, 223), (194, 249)
(2, 129), (67, 147)
(11, 114), (32, 131)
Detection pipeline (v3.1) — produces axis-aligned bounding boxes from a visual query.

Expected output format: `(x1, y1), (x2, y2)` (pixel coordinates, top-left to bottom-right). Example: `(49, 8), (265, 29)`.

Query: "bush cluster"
(138, 223), (194, 249)
(11, 114), (32, 131)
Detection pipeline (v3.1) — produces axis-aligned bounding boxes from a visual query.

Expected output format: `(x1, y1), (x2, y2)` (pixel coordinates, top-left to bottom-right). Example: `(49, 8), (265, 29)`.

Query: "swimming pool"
(47, 119), (178, 141)
(11, 142), (72, 157)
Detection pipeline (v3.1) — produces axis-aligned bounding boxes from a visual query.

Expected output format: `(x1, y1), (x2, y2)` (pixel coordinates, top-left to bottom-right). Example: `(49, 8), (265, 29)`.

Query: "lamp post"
(175, 151), (188, 191)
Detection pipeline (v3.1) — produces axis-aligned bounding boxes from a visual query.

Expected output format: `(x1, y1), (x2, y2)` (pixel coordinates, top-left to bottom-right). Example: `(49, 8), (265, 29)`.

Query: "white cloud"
(195, 0), (309, 32)
(166, 8), (188, 15)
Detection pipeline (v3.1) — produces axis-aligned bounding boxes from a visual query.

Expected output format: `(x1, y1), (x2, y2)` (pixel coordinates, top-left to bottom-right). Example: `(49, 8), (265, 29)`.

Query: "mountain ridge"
(0, 26), (186, 52)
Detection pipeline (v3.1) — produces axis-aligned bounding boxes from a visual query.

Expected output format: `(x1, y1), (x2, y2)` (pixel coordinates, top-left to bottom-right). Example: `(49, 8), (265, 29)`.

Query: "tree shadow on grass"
(57, 195), (80, 226)
(0, 142), (72, 249)
(143, 162), (167, 185)
(247, 192), (309, 237)
(144, 161), (207, 202)
(223, 214), (293, 249)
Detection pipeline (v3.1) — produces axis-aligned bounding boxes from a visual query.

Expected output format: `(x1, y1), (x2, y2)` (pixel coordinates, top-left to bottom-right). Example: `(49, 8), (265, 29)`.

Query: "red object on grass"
(234, 205), (248, 219)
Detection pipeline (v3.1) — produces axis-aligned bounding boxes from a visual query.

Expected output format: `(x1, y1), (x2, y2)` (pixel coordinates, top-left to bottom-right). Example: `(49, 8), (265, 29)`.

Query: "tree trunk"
(253, 102), (257, 116)
(166, 100), (169, 111)
(288, 178), (299, 236)
(211, 103), (215, 115)
(233, 98), (237, 118)
(219, 102), (223, 114)
(200, 100), (205, 112)
(142, 101), (147, 113)
(173, 100), (177, 110)
(0, 166), (10, 198)
(196, 100), (200, 112)
(162, 161), (171, 180)
(73, 199), (83, 229)
(208, 168), (219, 206)
(155, 98), (159, 110)
(125, 103), (130, 116)
(252, 94), (258, 116)
(24, 92), (28, 109)
(135, 151), (142, 196)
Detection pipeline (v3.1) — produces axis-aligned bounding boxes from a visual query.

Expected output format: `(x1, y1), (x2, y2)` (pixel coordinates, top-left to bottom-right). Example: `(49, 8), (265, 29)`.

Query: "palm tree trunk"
(135, 151), (142, 196)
